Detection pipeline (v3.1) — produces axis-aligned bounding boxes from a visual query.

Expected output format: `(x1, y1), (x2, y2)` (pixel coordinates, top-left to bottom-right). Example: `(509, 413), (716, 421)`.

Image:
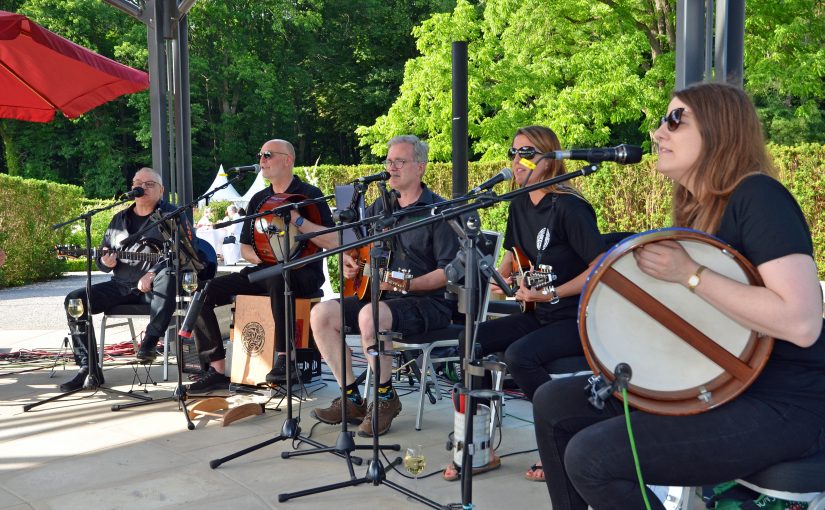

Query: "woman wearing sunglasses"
(531, 82), (825, 509)
(444, 125), (606, 482)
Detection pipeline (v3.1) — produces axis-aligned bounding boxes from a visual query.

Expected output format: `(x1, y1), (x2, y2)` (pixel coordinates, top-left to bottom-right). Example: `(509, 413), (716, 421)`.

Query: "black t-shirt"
(365, 184), (459, 299)
(240, 176), (334, 287)
(716, 174), (825, 416)
(504, 191), (604, 322)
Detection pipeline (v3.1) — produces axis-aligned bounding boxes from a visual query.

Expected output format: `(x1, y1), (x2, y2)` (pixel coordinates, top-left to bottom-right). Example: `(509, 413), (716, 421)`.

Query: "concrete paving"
(0, 267), (551, 510)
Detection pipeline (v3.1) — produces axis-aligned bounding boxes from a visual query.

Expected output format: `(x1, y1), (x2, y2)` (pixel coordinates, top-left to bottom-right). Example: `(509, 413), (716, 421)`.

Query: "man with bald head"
(187, 139), (335, 395)
(60, 167), (180, 391)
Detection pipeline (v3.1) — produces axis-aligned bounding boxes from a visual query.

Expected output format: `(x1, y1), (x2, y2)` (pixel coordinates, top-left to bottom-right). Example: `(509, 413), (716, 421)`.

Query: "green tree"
(0, 0), (150, 197)
(357, 0), (824, 160)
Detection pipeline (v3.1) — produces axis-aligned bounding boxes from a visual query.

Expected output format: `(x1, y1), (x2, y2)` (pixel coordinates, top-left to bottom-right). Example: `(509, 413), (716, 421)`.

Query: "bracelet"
(547, 285), (560, 305)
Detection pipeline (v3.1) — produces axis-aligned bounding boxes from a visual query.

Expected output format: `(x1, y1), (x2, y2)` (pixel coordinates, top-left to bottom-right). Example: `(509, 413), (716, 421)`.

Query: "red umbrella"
(0, 10), (149, 123)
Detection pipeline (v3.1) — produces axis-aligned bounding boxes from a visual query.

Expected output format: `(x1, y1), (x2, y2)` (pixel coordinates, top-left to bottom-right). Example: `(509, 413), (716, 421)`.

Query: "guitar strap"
(534, 193), (558, 266)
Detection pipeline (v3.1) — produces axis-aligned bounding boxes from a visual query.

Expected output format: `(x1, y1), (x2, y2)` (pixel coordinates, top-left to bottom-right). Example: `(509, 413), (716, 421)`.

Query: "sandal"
(442, 455), (502, 481)
(524, 463), (545, 482)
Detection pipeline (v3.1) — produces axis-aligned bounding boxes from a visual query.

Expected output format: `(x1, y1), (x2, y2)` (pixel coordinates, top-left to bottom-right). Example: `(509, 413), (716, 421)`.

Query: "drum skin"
(251, 193), (323, 265)
(578, 228), (774, 415)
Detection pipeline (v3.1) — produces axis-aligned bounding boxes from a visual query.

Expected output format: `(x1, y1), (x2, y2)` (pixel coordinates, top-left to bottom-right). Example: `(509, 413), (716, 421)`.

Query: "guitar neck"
(109, 250), (163, 263)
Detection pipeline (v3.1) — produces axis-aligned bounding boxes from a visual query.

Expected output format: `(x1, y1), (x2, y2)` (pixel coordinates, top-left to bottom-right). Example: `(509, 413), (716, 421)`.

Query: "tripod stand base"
(278, 457), (447, 509)
(23, 375), (152, 413)
(110, 385), (196, 430)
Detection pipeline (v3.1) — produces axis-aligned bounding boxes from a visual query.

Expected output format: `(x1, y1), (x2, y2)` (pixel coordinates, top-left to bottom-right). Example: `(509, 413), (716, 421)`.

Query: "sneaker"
(59, 366), (89, 392)
(357, 391), (402, 437)
(311, 396), (367, 425)
(265, 354), (301, 384)
(186, 367), (230, 396)
(136, 335), (159, 362)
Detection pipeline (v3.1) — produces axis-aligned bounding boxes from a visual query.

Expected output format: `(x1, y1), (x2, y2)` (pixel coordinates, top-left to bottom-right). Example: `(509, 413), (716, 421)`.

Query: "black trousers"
(533, 376), (825, 510)
(64, 268), (176, 367)
(192, 267), (322, 365)
(470, 311), (582, 400)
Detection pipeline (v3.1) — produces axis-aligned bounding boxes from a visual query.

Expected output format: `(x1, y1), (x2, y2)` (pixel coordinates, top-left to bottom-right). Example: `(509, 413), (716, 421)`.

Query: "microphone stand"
(108, 174), (245, 430)
(209, 200), (355, 469)
(273, 180), (445, 508)
(24, 197), (154, 412)
(245, 164), (601, 508)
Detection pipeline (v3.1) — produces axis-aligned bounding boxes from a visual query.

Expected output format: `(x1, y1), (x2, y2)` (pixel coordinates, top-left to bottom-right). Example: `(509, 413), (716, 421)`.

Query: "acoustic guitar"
(342, 243), (413, 301)
(509, 246), (557, 312)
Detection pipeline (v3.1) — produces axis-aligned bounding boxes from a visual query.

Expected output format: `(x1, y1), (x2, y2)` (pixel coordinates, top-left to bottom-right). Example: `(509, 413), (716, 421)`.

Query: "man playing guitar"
(59, 167), (185, 391)
(310, 135), (460, 437)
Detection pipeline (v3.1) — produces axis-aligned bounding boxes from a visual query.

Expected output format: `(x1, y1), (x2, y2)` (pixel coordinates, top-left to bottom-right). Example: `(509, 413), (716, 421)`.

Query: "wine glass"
(67, 298), (84, 319)
(403, 444), (425, 492)
(181, 270), (198, 296)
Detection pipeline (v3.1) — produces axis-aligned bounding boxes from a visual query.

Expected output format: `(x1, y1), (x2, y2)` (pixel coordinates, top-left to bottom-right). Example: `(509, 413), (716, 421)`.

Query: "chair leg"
(98, 316), (107, 373)
(415, 346), (436, 431)
(162, 327), (172, 382)
(489, 369), (505, 444)
(363, 363), (372, 403)
(126, 318), (138, 351)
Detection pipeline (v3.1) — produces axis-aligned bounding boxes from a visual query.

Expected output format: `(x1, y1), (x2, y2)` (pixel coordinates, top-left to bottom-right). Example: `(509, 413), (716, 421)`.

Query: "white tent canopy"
(239, 169), (268, 209)
(198, 165), (243, 208)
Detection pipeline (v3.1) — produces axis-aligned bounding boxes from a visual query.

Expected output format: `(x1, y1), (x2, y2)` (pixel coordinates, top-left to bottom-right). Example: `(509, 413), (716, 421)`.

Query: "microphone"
(178, 287), (206, 339)
(351, 171), (390, 184)
(469, 167), (513, 194)
(227, 163), (260, 174)
(544, 144), (643, 165)
(123, 187), (145, 199)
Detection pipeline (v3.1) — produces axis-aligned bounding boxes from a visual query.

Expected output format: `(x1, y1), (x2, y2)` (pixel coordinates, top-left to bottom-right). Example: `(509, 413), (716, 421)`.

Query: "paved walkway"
(0, 267), (550, 510)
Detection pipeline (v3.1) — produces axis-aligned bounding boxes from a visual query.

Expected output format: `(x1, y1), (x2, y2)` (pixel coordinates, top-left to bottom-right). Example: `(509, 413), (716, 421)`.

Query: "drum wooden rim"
(578, 228), (774, 415)
(251, 193), (323, 265)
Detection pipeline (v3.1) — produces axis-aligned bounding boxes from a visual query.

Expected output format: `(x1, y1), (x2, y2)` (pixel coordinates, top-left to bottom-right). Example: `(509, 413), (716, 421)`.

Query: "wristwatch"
(294, 215), (305, 227)
(686, 265), (706, 293)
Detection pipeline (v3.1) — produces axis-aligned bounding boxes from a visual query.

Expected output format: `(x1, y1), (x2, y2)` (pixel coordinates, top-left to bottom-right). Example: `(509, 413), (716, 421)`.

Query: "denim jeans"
(533, 376), (825, 510)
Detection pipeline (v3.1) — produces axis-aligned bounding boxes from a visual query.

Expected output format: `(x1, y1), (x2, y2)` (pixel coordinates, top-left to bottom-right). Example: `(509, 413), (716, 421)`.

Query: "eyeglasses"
(507, 146), (544, 161)
(257, 151), (289, 160)
(132, 180), (158, 189)
(383, 159), (409, 169)
(661, 107), (686, 132)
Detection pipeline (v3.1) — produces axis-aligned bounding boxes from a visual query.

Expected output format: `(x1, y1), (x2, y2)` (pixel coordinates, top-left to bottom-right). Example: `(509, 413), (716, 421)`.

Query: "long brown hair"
(512, 125), (580, 197)
(670, 83), (776, 232)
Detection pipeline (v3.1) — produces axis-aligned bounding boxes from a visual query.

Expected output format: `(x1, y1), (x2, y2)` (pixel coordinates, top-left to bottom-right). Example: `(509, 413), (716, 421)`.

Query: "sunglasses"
(257, 151), (289, 160)
(507, 146), (544, 161)
(661, 107), (686, 132)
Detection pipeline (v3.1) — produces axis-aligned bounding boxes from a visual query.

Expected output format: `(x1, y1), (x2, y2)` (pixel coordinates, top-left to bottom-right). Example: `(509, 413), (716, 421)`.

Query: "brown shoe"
(358, 391), (402, 437)
(311, 396), (367, 425)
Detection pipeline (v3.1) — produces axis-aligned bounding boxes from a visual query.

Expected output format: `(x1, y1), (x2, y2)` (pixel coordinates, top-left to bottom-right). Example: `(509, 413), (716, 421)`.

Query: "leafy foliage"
(357, 0), (824, 160)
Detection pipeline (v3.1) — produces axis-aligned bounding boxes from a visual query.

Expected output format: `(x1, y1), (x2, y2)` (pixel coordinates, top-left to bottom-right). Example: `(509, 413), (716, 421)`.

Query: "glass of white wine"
(181, 270), (198, 296)
(403, 444), (425, 492)
(67, 298), (84, 319)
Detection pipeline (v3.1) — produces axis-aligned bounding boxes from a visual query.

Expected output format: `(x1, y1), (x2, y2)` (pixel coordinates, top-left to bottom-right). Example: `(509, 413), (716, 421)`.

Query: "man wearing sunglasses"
(59, 167), (181, 391)
(186, 139), (336, 395)
(309, 135), (460, 437)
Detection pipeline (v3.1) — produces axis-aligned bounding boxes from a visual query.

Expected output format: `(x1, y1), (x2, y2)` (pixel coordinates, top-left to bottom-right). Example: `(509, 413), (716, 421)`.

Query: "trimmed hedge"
(296, 143), (824, 280)
(0, 174), (85, 287)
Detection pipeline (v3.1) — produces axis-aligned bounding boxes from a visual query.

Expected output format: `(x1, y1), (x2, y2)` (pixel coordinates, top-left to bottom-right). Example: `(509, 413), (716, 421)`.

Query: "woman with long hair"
(444, 125), (605, 481)
(532, 82), (825, 509)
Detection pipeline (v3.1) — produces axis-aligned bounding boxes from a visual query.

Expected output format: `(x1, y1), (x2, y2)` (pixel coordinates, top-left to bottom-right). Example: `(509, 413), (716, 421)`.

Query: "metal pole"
(451, 41), (468, 198)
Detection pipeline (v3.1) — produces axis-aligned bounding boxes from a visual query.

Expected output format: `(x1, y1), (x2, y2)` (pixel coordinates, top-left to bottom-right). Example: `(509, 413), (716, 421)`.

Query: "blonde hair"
(670, 83), (776, 232)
